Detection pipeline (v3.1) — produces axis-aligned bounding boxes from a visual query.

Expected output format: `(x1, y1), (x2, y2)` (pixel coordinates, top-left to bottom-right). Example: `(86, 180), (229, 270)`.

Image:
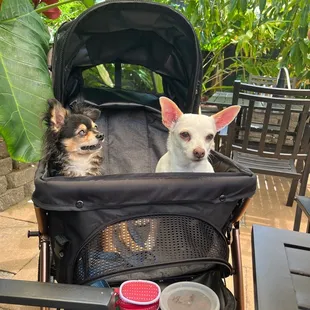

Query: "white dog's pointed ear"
(212, 105), (241, 132)
(159, 97), (183, 129)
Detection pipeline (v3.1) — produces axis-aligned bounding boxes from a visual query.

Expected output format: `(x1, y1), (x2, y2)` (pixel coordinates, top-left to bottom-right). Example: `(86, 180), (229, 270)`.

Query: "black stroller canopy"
(52, 0), (202, 113)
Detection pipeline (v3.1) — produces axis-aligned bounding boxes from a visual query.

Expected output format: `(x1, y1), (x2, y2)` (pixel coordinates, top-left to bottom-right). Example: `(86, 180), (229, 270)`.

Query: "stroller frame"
(31, 198), (251, 310)
(1, 2), (256, 310)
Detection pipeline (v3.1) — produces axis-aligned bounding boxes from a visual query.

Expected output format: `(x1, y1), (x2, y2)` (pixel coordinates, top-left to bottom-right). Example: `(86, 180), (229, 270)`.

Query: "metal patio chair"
(225, 81), (310, 207)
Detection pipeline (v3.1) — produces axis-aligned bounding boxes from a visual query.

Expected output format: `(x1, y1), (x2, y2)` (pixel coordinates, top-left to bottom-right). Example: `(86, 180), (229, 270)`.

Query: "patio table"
(203, 91), (307, 154)
(252, 225), (310, 310)
(206, 91), (303, 112)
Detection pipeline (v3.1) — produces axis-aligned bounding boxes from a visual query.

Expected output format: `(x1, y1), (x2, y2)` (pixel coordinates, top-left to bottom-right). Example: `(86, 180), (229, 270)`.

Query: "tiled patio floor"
(0, 174), (309, 310)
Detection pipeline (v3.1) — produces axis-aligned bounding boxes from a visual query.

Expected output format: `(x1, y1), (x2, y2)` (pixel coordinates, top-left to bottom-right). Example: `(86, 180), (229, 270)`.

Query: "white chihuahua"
(156, 97), (241, 173)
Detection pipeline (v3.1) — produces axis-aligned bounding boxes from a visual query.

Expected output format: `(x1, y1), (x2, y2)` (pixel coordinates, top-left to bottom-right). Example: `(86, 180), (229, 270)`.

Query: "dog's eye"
(180, 131), (190, 140)
(94, 125), (98, 130)
(78, 130), (86, 137)
(206, 134), (214, 141)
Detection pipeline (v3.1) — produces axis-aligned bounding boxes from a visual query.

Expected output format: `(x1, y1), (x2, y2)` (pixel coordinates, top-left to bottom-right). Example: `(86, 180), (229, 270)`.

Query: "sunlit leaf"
(96, 65), (114, 87)
(153, 73), (164, 94)
(81, 0), (95, 8)
(275, 29), (285, 45)
(215, 8), (221, 26)
(265, 23), (274, 37)
(246, 30), (253, 39)
(0, 0), (53, 162)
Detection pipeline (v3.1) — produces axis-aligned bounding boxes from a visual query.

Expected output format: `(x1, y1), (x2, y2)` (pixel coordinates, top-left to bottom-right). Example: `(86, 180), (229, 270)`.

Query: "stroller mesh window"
(82, 64), (163, 94)
(73, 215), (229, 284)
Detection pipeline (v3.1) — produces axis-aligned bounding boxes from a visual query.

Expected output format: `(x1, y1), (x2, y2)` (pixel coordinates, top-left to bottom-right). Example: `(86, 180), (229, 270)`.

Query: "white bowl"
(159, 281), (220, 310)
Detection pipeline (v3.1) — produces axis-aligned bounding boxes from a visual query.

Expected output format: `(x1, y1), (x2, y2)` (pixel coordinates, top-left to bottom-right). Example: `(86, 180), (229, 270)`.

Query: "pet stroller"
(30, 1), (256, 309)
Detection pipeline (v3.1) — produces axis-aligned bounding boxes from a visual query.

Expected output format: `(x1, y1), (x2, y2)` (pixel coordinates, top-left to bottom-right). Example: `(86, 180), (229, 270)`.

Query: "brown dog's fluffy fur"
(42, 99), (104, 177)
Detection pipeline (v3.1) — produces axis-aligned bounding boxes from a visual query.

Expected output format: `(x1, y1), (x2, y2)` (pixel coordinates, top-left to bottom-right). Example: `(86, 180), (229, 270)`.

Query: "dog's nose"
(96, 133), (104, 141)
(193, 147), (205, 159)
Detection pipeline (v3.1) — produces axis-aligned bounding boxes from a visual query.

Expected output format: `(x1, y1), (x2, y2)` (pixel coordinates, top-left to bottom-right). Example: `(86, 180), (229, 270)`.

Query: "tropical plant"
(33, 0), (62, 19)
(43, 1), (86, 37)
(157, 0), (310, 93)
(0, 0), (53, 162)
(0, 0), (94, 162)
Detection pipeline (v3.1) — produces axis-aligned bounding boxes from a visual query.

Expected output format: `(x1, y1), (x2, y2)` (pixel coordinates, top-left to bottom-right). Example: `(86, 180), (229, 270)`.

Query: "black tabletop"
(252, 225), (310, 310)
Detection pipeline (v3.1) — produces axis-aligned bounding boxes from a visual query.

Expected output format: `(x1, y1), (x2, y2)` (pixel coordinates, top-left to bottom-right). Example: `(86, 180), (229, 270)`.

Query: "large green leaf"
(0, 0), (53, 162)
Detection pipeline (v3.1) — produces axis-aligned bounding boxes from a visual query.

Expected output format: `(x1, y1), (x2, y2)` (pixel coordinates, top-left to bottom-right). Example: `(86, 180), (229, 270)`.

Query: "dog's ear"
(212, 105), (241, 132)
(47, 99), (69, 132)
(159, 97), (183, 129)
(81, 108), (101, 122)
(71, 103), (101, 122)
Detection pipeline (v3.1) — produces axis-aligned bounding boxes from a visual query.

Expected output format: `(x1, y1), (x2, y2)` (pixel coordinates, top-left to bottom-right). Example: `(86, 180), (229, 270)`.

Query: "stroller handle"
(0, 278), (114, 309)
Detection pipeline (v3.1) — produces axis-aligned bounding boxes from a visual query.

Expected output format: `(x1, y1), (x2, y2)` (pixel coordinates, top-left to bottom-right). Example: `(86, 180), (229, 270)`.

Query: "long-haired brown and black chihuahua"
(43, 99), (104, 177)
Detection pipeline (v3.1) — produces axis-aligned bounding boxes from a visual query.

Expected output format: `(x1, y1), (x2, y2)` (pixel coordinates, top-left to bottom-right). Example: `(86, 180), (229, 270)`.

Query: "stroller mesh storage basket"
(32, 1), (257, 309)
(74, 215), (229, 284)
